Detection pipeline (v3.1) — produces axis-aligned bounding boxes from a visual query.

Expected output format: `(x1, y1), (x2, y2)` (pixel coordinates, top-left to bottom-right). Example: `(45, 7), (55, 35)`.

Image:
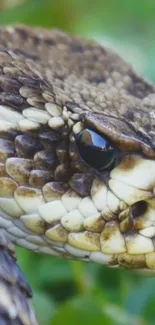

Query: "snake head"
(1, 25), (155, 273)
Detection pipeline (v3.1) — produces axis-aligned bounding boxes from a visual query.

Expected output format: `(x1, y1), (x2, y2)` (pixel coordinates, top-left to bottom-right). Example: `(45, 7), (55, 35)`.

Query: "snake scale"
(1, 24), (155, 324)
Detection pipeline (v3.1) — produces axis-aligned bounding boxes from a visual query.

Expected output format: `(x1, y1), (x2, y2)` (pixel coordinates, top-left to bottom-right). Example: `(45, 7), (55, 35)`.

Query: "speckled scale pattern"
(1, 25), (155, 273)
(0, 25), (155, 154)
(0, 230), (38, 325)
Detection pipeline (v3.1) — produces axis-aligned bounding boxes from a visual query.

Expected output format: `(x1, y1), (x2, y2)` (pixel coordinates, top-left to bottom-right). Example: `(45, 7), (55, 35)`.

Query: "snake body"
(0, 25), (155, 277)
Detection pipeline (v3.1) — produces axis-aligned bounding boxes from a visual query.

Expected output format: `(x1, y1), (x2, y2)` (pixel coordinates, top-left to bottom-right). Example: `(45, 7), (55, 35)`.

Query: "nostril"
(131, 200), (148, 218)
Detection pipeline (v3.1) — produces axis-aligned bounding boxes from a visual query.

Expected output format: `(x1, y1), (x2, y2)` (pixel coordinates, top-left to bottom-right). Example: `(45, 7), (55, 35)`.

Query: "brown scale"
(56, 139), (69, 163)
(3, 66), (23, 78)
(0, 177), (18, 197)
(18, 76), (42, 88)
(20, 85), (42, 99)
(6, 157), (34, 185)
(0, 127), (19, 141)
(12, 59), (35, 78)
(54, 163), (70, 182)
(0, 92), (28, 109)
(43, 181), (68, 202)
(0, 52), (12, 65)
(42, 90), (55, 102)
(15, 134), (43, 159)
(39, 130), (60, 150)
(0, 163), (6, 177)
(0, 138), (15, 162)
(69, 173), (95, 197)
(14, 123), (72, 188)
(27, 96), (46, 109)
(117, 253), (146, 269)
(54, 138), (71, 182)
(29, 169), (51, 188)
(33, 150), (57, 171)
(119, 208), (134, 233)
(21, 213), (47, 235)
(0, 76), (21, 93)
(84, 216), (105, 233)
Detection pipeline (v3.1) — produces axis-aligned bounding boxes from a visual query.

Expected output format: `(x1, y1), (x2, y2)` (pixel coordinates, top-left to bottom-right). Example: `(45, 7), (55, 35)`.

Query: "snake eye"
(76, 128), (116, 171)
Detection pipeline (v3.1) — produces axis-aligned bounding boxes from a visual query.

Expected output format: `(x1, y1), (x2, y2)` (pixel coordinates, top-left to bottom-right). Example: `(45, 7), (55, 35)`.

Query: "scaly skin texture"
(1, 25), (155, 281)
(0, 230), (38, 325)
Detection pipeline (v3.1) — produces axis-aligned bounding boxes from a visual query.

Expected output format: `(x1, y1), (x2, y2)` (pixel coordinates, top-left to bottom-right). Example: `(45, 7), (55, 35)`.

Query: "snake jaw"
(108, 155), (155, 256)
(2, 146), (155, 271)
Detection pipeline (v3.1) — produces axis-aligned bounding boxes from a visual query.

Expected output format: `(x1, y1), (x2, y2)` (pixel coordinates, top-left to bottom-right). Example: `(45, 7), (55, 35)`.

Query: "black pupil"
(76, 128), (115, 171)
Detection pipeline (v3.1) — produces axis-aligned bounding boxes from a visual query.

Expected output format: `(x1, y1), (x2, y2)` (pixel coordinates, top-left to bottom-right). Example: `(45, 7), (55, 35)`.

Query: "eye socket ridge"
(76, 128), (116, 171)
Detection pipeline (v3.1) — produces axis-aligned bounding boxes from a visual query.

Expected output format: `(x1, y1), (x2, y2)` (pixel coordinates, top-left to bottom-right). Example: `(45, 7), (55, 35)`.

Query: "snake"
(1, 24), (155, 324)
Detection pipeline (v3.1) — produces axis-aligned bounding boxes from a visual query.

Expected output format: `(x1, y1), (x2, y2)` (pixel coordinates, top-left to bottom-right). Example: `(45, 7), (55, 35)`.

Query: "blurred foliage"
(1, 0), (155, 324)
(0, 0), (27, 10)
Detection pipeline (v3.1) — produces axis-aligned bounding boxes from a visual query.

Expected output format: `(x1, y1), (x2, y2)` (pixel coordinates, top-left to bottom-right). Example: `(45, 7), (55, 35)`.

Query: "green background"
(1, 1), (155, 324)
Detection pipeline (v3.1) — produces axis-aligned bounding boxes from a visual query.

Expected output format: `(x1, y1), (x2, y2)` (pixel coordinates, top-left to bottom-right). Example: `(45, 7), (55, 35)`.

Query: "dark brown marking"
(132, 200), (148, 218)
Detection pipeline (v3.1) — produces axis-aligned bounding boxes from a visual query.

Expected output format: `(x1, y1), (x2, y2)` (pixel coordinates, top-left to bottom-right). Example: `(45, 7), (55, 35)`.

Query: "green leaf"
(33, 291), (57, 325)
(126, 278), (155, 317)
(51, 295), (112, 325)
(37, 257), (74, 285)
